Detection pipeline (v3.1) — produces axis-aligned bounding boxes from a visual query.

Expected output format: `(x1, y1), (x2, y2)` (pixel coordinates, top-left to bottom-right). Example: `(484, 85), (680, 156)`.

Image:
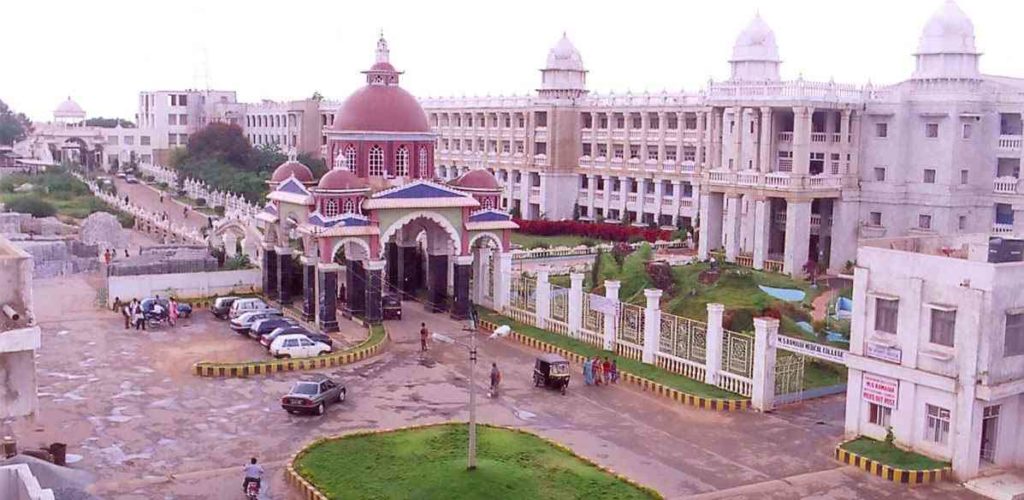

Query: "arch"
(330, 237), (372, 263)
(368, 145), (384, 176)
(395, 145), (409, 176)
(344, 145), (357, 171)
(213, 218), (249, 240)
(343, 199), (355, 214)
(418, 146), (429, 177)
(467, 231), (504, 252)
(324, 199), (339, 217)
(378, 210), (462, 260)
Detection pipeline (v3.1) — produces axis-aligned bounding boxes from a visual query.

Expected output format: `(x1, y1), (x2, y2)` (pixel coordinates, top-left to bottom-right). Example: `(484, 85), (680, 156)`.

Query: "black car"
(139, 297), (192, 323)
(382, 293), (402, 320)
(260, 326), (312, 349)
(248, 317), (299, 340)
(281, 375), (346, 415)
(211, 296), (241, 320)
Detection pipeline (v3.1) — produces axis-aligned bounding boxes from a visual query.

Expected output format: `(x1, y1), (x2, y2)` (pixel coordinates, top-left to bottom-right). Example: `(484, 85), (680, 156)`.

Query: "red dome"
(332, 85), (430, 133)
(370, 61), (397, 72)
(317, 168), (369, 191)
(451, 170), (500, 191)
(271, 160), (314, 183)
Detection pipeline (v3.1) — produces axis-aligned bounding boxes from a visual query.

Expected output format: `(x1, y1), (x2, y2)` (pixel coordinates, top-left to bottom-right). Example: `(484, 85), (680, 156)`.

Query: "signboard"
(775, 335), (848, 364)
(862, 373), (899, 409)
(865, 342), (902, 364)
(589, 295), (618, 314)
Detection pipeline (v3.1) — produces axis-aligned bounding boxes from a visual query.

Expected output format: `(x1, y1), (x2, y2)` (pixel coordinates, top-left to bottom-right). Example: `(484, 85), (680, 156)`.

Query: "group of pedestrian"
(103, 248), (132, 265)
(115, 294), (180, 331)
(583, 356), (618, 386)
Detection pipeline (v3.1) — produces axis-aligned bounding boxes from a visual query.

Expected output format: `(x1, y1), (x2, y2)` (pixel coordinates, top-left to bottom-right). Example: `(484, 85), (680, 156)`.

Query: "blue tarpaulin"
(758, 285), (806, 302)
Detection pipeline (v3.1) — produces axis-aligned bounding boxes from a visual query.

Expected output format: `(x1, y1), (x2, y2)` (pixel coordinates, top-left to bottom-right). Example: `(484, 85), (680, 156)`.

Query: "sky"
(3, 0), (1023, 122)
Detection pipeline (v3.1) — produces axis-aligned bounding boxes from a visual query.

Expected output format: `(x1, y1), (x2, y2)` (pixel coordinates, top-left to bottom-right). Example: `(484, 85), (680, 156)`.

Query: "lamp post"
(432, 307), (480, 470)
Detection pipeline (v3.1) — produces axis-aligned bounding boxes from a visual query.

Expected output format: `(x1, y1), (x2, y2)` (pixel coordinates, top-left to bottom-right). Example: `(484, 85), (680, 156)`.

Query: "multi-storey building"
(135, 89), (240, 164)
(241, 99), (322, 156)
(421, 1), (1024, 276)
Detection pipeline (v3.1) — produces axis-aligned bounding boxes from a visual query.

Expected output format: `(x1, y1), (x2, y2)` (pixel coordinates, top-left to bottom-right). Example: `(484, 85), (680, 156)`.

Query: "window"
(323, 199), (339, 217)
(141, 136), (150, 146)
(179, 94), (187, 106)
(108, 136), (119, 146)
(615, 114), (625, 129)
(395, 145), (409, 176)
(502, 141), (510, 154)
(647, 145), (658, 161)
(870, 212), (882, 226)
(667, 114), (678, 129)
(925, 405), (951, 444)
(179, 133), (187, 144)
(368, 145), (384, 176)
(534, 111), (547, 128)
(168, 114), (177, 125)
(534, 142), (547, 156)
(579, 175), (588, 189)
(631, 114), (642, 129)
(629, 145), (640, 160)
(482, 197), (494, 210)
(343, 199), (355, 214)
(930, 309), (956, 347)
(665, 146), (677, 162)
(685, 114), (697, 130)
(962, 123), (973, 139)
(1005, 312), (1024, 356)
(959, 215), (967, 231)
(582, 144), (592, 157)
(876, 122), (888, 138)
(344, 146), (357, 171)
(875, 298), (898, 334)
(874, 167), (886, 181)
(926, 123), (939, 138)
(124, 136), (134, 146)
(168, 133), (177, 146)
(869, 403), (892, 428)
(179, 114), (188, 125)
(613, 145), (624, 159)
(919, 214), (932, 229)
(683, 146), (696, 162)
(515, 141), (524, 154)
(418, 146), (428, 175)
(961, 169), (969, 185)
(924, 169), (936, 183)
(597, 144), (607, 158)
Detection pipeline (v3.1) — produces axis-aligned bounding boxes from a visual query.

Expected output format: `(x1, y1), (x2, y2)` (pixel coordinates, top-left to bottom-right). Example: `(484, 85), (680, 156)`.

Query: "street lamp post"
(432, 308), (481, 470)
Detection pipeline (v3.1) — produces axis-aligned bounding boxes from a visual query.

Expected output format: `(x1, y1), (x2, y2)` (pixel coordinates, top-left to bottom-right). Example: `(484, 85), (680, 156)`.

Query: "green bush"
(214, 205), (225, 216)
(5, 195), (56, 218)
(116, 212), (136, 229)
(195, 198), (207, 207)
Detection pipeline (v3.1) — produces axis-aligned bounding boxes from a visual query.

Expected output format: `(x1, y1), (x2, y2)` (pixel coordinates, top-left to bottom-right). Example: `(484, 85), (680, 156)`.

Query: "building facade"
(135, 89), (240, 164)
(844, 233), (1024, 479)
(421, 1), (1024, 276)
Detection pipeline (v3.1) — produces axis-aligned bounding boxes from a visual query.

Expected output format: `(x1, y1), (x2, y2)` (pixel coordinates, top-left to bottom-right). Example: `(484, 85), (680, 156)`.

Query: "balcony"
(831, 133), (842, 143)
(993, 222), (1014, 235)
(810, 132), (827, 143)
(777, 131), (793, 142)
(998, 135), (1022, 151)
(680, 198), (695, 209)
(680, 161), (696, 173)
(994, 176), (1020, 194)
(737, 171), (760, 185)
(627, 193), (638, 204)
(628, 130), (643, 140)
(644, 194), (656, 204)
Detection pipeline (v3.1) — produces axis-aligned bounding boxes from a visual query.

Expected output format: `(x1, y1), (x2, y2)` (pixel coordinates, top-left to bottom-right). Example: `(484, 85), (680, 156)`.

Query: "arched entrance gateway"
(255, 34), (517, 332)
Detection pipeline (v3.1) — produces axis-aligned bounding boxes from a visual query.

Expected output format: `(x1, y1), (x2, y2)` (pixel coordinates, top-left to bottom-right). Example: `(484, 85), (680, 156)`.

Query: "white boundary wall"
(107, 269), (261, 306)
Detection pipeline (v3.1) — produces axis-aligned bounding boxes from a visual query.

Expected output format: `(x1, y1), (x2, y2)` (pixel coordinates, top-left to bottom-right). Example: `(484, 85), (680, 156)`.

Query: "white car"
(270, 334), (332, 359)
(229, 309), (282, 334)
(229, 298), (272, 319)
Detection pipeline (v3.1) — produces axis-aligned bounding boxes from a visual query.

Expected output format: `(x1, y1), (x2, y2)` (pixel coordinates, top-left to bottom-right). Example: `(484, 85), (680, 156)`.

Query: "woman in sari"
(583, 358), (593, 385)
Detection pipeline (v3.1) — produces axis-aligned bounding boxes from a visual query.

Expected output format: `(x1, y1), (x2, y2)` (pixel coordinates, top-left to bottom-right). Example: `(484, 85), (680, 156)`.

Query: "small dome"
(917, 0), (977, 55)
(271, 160), (314, 183)
(731, 14), (780, 62)
(545, 34), (585, 71)
(451, 169), (500, 191)
(370, 61), (397, 72)
(54, 97), (85, 117)
(317, 168), (369, 191)
(331, 85), (430, 133)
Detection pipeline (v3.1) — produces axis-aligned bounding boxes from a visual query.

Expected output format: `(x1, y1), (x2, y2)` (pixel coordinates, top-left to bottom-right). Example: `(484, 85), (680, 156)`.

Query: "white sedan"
(270, 334), (332, 359)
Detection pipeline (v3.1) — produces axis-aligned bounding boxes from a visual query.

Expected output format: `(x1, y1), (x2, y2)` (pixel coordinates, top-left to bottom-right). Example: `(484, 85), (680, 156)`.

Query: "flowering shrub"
(513, 219), (672, 243)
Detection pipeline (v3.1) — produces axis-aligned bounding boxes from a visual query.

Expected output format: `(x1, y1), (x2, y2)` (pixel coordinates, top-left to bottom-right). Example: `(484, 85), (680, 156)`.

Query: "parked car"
(212, 296), (240, 319)
(139, 297), (193, 325)
(248, 317), (299, 340)
(270, 334), (332, 359)
(261, 325), (311, 349)
(281, 375), (346, 415)
(125, 175), (139, 184)
(382, 293), (402, 320)
(230, 310), (282, 334)
(229, 298), (272, 319)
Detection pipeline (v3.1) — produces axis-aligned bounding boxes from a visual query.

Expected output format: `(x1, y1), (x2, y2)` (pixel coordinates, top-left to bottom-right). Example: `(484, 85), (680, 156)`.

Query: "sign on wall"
(865, 342), (903, 364)
(862, 373), (899, 409)
(589, 295), (618, 314)
(774, 335), (848, 364)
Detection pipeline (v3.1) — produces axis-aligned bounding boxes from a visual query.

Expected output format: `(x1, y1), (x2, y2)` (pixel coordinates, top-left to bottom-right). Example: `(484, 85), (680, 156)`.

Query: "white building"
(844, 233), (1024, 479)
(420, 1), (1024, 276)
(135, 89), (240, 164)
(242, 99), (322, 156)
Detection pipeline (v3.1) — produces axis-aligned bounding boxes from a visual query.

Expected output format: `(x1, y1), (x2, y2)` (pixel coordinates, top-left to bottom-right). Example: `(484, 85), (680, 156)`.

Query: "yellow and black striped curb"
(192, 327), (388, 377)
(834, 445), (951, 484)
(479, 319), (750, 412)
(286, 422), (663, 500)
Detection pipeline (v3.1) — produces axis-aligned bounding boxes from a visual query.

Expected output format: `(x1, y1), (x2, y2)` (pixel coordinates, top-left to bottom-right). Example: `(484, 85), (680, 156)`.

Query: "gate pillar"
(752, 317), (780, 412)
(642, 289), (662, 364)
(705, 303), (724, 385)
(602, 280), (621, 352)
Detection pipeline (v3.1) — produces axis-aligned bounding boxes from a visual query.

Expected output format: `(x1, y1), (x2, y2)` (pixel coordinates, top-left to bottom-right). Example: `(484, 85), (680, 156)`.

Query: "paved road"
(111, 177), (214, 232)
(15, 273), (981, 499)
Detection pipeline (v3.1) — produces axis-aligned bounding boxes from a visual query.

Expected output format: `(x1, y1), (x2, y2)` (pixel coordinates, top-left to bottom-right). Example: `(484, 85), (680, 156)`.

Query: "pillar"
(385, 242), (399, 293)
(568, 272), (584, 337)
(535, 269), (551, 329)
(730, 106), (743, 171)
(705, 303), (724, 385)
(698, 192), (724, 259)
(224, 233), (238, 258)
(828, 199), (857, 274)
(317, 263), (339, 333)
(793, 106), (812, 175)
(301, 256), (317, 321)
(758, 107), (773, 173)
(783, 200), (812, 276)
(724, 194), (742, 262)
(398, 243), (418, 296)
(474, 247), (492, 305)
(427, 253), (449, 312)
(275, 246), (293, 306)
(753, 198), (770, 270)
(751, 317), (779, 412)
(495, 251), (513, 311)
(642, 289), (662, 364)
(345, 259), (365, 318)
(364, 260), (385, 324)
(262, 244), (277, 297)
(602, 280), (620, 352)
(586, 174), (597, 219)
(451, 255), (473, 320)
(635, 178), (647, 223)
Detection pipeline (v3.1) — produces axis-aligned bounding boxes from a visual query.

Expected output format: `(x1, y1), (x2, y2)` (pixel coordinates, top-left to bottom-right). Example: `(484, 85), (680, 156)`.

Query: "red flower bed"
(513, 219), (673, 243)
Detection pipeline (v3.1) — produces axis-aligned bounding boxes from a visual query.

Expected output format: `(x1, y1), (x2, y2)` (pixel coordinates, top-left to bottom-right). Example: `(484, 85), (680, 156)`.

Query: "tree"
(0, 99), (32, 146)
(311, 91), (324, 101)
(83, 117), (135, 128)
(178, 122), (253, 170)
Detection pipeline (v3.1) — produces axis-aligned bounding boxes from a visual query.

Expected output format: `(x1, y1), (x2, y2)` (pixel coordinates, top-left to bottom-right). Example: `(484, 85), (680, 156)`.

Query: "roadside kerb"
(834, 444), (951, 485)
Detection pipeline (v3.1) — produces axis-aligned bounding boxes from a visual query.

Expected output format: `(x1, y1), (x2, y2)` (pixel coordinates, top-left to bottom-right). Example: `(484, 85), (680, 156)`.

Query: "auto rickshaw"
(533, 353), (570, 394)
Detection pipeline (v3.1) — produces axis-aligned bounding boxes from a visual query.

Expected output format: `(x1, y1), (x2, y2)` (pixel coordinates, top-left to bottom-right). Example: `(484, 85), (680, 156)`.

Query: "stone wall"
(107, 268), (261, 306)
(107, 245), (216, 277)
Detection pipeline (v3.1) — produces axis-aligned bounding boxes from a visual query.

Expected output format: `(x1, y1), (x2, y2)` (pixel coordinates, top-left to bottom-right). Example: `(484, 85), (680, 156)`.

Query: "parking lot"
(16, 273), (982, 499)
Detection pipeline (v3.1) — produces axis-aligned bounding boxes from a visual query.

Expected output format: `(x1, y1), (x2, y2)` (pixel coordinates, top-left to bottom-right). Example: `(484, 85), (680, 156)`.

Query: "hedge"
(514, 219), (672, 243)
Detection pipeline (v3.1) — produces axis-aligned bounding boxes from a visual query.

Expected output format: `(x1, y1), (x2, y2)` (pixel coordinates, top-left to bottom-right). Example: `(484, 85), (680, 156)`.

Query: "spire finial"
(375, 30), (389, 64)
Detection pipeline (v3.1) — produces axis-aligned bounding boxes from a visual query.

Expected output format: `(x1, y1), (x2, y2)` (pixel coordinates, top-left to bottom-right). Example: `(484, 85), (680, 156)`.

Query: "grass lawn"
(841, 437), (949, 470)
(295, 423), (658, 500)
(511, 232), (603, 249)
(0, 169), (135, 227)
(477, 308), (744, 400)
(663, 262), (820, 320)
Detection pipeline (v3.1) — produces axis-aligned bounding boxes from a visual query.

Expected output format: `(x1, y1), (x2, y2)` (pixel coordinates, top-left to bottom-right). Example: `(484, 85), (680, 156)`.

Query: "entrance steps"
(966, 470), (1024, 500)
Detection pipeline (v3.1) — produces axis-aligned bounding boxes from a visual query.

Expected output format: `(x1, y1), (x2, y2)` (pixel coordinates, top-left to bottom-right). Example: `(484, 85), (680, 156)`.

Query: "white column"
(602, 175), (613, 217)
(724, 194), (741, 262)
(495, 251), (513, 311)
(672, 180), (683, 226)
(642, 289), (662, 364)
(475, 246), (492, 305)
(758, 107), (773, 173)
(535, 269), (551, 329)
(636, 178), (647, 223)
(793, 106), (812, 175)
(783, 200), (812, 276)
(568, 272), (584, 337)
(602, 280), (620, 352)
(586, 174), (597, 219)
(223, 233), (238, 258)
(653, 179), (664, 225)
(751, 317), (779, 412)
(753, 197), (770, 270)
(698, 192), (723, 259)
(704, 303), (724, 385)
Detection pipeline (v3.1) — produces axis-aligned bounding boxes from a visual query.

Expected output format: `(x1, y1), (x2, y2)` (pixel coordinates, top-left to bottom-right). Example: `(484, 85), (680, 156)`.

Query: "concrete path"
(112, 177), (214, 233)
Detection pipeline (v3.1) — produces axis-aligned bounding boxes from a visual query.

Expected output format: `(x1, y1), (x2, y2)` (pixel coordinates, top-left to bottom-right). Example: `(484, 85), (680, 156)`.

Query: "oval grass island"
(290, 423), (660, 499)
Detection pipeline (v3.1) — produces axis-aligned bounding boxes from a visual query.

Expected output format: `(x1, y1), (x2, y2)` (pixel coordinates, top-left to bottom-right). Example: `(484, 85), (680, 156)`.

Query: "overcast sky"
(3, 0), (1022, 122)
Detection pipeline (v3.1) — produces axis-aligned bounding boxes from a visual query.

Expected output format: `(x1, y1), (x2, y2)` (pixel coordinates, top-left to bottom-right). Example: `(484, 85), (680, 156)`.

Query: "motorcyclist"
(242, 457), (264, 494)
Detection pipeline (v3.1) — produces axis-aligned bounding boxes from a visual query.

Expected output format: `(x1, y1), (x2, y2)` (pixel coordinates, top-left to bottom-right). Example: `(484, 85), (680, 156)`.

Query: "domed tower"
(325, 33), (435, 187)
(538, 33), (587, 100)
(913, 0), (980, 80)
(449, 168), (501, 210)
(729, 14), (781, 82)
(268, 152), (315, 190)
(54, 97), (86, 126)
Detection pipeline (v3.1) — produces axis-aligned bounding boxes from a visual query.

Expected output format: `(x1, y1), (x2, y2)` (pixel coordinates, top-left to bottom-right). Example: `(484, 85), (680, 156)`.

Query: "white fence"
(107, 268), (261, 306)
(74, 173), (207, 245)
(511, 240), (687, 261)
(137, 163), (261, 220)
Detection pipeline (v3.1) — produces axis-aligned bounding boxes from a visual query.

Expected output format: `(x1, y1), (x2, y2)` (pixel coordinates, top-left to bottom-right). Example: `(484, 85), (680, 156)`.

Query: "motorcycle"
(245, 480), (260, 499)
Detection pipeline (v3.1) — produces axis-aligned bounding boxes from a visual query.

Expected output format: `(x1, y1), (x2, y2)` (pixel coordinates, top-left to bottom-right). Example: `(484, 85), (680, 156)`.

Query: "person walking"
(168, 297), (178, 327)
(583, 358), (593, 385)
(603, 357), (613, 384)
(104, 249), (111, 265)
(121, 300), (131, 329)
(609, 359), (619, 383)
(593, 357), (604, 386)
(419, 323), (429, 352)
(489, 363), (501, 398)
